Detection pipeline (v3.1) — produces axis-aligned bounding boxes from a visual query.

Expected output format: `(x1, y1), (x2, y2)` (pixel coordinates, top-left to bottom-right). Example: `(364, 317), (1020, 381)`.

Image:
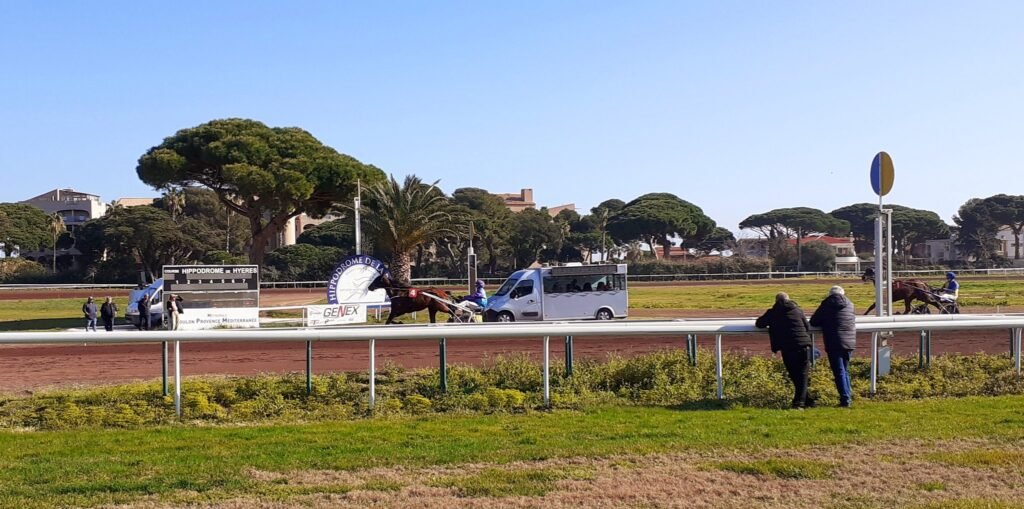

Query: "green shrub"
(402, 394), (432, 414)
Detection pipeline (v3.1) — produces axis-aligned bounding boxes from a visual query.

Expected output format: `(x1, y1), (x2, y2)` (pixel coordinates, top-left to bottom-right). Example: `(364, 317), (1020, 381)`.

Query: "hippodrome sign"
(162, 265), (261, 330)
(326, 255), (390, 305)
(870, 151), (894, 197)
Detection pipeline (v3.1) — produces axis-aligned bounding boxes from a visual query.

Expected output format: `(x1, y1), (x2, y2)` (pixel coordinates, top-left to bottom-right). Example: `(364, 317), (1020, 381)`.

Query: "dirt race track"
(0, 287), (1020, 393)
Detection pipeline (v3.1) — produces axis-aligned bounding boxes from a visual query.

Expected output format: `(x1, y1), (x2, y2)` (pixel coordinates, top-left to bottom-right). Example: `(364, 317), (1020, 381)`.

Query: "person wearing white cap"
(810, 285), (856, 407)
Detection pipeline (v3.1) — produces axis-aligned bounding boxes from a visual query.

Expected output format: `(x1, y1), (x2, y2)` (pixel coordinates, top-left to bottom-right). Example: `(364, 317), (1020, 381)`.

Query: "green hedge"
(1, 351), (1022, 430)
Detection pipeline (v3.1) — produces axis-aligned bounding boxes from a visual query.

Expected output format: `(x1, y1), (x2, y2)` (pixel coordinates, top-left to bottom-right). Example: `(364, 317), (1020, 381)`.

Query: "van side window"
(511, 281), (534, 299)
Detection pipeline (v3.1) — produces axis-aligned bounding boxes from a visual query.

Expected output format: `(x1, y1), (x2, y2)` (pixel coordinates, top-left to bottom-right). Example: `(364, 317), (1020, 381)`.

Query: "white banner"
(177, 307), (260, 331)
(306, 303), (367, 327)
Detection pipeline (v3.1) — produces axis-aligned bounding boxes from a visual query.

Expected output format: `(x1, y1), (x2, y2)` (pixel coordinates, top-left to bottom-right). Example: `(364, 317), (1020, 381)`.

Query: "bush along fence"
(0, 315), (1022, 420)
(2, 351), (1023, 430)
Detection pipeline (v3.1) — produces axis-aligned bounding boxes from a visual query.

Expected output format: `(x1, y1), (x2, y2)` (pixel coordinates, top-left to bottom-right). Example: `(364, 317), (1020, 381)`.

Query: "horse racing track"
(3, 286), (1024, 508)
(0, 283), (1021, 392)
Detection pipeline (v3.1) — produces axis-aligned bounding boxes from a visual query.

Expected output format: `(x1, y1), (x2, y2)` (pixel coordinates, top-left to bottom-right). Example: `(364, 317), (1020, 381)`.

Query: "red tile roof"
(785, 236), (854, 246)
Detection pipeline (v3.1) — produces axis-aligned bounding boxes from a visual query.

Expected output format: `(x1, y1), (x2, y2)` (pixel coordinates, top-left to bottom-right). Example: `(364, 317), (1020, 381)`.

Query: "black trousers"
(102, 317), (114, 331)
(782, 346), (813, 408)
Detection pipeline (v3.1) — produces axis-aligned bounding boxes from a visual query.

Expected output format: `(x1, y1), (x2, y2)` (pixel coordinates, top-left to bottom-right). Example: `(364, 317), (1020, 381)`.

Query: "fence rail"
(9, 267), (1023, 292)
(1, 315), (1021, 416)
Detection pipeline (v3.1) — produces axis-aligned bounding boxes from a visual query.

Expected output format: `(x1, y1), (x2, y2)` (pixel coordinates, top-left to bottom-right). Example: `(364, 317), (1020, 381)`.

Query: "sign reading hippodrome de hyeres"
(326, 255), (391, 305)
(162, 264), (261, 330)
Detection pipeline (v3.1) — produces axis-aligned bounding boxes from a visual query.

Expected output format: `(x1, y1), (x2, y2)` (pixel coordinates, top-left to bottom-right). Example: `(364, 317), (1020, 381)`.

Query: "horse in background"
(861, 267), (941, 315)
(368, 274), (456, 324)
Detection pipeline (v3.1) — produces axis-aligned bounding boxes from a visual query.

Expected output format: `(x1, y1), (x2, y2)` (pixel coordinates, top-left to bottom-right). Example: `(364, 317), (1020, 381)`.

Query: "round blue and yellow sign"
(870, 151), (894, 196)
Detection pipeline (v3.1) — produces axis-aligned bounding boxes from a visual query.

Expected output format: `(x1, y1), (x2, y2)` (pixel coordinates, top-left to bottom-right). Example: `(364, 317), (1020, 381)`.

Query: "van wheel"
(596, 309), (614, 320)
(497, 311), (515, 323)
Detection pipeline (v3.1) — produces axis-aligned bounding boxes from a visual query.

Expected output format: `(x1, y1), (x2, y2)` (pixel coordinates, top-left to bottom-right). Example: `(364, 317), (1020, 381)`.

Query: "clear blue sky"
(1, 1), (1021, 235)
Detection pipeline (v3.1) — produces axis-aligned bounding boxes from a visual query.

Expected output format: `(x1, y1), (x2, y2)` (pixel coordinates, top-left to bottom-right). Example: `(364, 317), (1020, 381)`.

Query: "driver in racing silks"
(938, 272), (960, 301)
(465, 280), (488, 309)
(936, 271), (961, 313)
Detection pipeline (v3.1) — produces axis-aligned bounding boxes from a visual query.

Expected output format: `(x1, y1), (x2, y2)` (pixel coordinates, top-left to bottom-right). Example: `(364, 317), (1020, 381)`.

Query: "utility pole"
(354, 180), (362, 255)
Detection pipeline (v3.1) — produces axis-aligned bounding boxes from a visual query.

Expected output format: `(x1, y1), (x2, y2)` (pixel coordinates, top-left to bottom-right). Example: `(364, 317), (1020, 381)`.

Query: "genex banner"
(306, 304), (367, 327)
(177, 307), (260, 331)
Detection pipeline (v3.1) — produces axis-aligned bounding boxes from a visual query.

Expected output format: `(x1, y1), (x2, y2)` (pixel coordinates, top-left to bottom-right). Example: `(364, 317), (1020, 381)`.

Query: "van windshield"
(493, 275), (519, 297)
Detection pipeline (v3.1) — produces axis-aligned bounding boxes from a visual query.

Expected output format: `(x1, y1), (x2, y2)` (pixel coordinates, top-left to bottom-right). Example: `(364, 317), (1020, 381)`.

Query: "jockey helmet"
(475, 279), (485, 288)
(946, 271), (956, 279)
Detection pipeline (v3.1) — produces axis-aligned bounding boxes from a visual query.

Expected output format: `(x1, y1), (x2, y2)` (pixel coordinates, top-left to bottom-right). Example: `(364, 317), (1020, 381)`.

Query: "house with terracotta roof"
(785, 235), (861, 272)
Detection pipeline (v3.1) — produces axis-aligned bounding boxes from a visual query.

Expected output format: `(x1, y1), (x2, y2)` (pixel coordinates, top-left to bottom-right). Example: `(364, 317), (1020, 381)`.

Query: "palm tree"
(48, 213), (66, 272)
(363, 175), (456, 284)
(163, 188), (186, 222)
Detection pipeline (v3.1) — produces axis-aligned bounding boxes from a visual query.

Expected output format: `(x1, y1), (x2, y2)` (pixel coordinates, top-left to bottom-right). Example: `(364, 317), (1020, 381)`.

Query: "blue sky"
(1, 1), (1021, 235)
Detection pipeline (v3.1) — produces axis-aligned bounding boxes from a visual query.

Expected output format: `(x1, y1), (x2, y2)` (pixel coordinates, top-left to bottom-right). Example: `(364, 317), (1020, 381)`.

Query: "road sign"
(870, 151), (894, 196)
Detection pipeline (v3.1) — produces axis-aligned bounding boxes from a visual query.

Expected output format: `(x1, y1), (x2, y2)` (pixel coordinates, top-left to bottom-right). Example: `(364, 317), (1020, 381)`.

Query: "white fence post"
(870, 332), (879, 395)
(543, 336), (551, 407)
(1011, 327), (1019, 374)
(369, 338), (376, 411)
(715, 334), (723, 400)
(174, 340), (181, 418)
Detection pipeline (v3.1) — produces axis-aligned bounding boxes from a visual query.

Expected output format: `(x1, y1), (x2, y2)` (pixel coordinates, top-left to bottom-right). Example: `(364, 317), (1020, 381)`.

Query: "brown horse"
(368, 274), (456, 324)
(862, 268), (941, 315)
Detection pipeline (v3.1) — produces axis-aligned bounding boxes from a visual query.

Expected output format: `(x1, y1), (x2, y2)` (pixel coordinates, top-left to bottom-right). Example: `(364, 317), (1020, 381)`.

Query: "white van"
(126, 279), (165, 329)
(484, 264), (628, 322)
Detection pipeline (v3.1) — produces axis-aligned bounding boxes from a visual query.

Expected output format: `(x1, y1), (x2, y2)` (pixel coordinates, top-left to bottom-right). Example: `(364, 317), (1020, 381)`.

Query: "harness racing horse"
(368, 274), (457, 324)
(861, 268), (941, 315)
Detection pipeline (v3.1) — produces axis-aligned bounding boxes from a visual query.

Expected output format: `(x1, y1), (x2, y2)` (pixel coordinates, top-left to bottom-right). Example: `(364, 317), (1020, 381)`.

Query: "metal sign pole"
(354, 180), (362, 255)
(886, 209), (893, 316)
(875, 215), (884, 317)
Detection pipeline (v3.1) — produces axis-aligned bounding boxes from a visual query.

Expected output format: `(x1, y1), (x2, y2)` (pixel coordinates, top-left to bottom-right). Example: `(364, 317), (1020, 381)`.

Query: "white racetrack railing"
(1, 315), (1022, 416)
(8, 267), (1024, 292)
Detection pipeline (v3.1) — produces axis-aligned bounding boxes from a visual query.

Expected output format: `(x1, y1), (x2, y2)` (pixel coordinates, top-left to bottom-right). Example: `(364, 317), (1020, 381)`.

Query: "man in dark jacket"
(137, 296), (151, 331)
(810, 285), (856, 407)
(756, 292), (815, 408)
(100, 297), (118, 332)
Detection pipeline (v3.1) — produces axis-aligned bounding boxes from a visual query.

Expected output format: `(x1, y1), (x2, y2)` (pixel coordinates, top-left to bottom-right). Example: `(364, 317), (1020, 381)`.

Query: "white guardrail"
(3, 268), (1023, 291)
(1, 315), (1022, 417)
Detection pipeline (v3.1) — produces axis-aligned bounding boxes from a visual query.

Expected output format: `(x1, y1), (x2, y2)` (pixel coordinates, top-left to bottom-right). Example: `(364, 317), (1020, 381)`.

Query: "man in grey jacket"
(809, 285), (856, 407)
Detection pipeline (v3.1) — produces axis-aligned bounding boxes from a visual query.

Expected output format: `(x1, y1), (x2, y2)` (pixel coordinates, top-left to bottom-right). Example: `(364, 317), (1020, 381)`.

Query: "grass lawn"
(0, 297), (132, 331)
(2, 396), (1024, 508)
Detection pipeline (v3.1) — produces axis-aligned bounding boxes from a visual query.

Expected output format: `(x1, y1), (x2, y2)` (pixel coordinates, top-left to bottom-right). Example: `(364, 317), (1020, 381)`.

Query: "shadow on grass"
(667, 399), (737, 411)
(0, 318), (83, 332)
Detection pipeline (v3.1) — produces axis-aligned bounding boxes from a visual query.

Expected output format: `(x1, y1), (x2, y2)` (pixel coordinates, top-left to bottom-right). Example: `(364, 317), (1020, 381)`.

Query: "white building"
(20, 188), (108, 233)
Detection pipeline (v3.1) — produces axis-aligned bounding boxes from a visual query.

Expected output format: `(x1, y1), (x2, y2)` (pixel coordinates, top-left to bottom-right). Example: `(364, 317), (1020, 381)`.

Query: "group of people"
(756, 286), (856, 408)
(81, 296), (120, 332)
(82, 293), (185, 331)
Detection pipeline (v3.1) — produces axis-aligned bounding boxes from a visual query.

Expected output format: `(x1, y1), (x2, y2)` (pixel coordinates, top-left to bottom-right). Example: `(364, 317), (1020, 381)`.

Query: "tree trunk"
(796, 227), (802, 272)
(663, 236), (672, 260)
(392, 251), (413, 285)
(247, 214), (290, 267)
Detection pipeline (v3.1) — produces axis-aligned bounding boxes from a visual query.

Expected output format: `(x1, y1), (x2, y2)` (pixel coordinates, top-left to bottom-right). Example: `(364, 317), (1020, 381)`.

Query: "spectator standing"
(82, 297), (98, 332)
(809, 286), (857, 407)
(100, 297), (118, 332)
(167, 294), (182, 331)
(137, 296), (151, 330)
(755, 292), (815, 409)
